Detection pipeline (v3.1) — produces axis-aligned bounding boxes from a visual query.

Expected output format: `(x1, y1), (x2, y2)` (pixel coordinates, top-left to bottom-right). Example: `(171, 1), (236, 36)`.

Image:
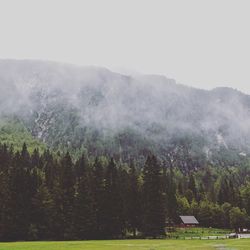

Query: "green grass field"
(0, 239), (249, 250)
(166, 227), (232, 238)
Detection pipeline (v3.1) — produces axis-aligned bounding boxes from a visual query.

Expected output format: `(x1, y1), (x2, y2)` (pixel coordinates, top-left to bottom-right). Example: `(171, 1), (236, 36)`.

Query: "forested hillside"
(1, 60), (250, 168)
(1, 60), (250, 240)
(0, 143), (250, 240)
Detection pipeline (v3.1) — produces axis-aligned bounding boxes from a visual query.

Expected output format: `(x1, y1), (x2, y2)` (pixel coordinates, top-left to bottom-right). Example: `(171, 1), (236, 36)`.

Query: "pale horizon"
(0, 0), (249, 93)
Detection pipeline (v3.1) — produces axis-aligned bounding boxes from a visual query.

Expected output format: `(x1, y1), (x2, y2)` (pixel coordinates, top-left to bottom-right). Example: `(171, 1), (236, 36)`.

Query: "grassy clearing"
(0, 239), (249, 250)
(166, 227), (232, 238)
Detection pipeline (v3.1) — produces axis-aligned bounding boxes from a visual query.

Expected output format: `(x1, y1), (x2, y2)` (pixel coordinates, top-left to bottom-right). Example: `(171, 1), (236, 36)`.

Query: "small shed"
(179, 216), (199, 227)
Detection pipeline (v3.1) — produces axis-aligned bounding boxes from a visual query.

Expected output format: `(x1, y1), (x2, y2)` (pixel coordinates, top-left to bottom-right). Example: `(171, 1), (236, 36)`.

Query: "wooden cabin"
(179, 216), (199, 227)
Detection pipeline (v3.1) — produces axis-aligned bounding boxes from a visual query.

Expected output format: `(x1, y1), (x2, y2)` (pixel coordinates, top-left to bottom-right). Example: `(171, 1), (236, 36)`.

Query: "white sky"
(0, 0), (250, 93)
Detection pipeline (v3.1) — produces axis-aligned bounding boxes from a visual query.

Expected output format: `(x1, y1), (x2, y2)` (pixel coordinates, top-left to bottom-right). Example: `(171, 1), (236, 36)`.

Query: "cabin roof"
(180, 216), (199, 224)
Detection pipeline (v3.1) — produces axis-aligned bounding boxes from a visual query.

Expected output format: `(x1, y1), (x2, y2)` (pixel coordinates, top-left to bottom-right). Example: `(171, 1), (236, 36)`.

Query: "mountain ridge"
(0, 59), (249, 168)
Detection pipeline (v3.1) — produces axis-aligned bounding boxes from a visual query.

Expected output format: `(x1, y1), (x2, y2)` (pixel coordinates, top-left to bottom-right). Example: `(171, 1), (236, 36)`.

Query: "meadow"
(166, 227), (232, 238)
(0, 239), (249, 250)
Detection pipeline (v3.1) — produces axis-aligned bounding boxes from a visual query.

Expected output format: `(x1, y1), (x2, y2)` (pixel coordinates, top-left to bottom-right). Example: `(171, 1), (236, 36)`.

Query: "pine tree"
(0, 146), (12, 240)
(31, 148), (42, 169)
(142, 155), (165, 237)
(218, 178), (230, 204)
(164, 167), (178, 224)
(71, 153), (96, 239)
(62, 152), (75, 239)
(188, 173), (197, 199)
(53, 152), (75, 239)
(31, 183), (54, 240)
(126, 161), (141, 236)
(73, 170), (97, 239)
(102, 158), (123, 238)
(92, 157), (106, 238)
(8, 150), (31, 240)
(43, 149), (56, 191)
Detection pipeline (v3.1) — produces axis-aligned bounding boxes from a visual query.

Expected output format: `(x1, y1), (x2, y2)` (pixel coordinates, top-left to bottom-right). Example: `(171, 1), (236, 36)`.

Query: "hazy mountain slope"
(0, 59), (249, 166)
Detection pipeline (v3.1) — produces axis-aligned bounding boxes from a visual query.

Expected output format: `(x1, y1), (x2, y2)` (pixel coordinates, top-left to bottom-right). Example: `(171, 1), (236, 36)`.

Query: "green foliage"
(1, 142), (250, 241)
(229, 207), (249, 231)
(241, 182), (250, 215)
(0, 118), (45, 152)
(167, 227), (232, 238)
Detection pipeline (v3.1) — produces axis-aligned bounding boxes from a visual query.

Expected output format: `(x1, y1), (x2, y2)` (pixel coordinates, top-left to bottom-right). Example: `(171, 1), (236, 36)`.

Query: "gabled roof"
(180, 216), (199, 224)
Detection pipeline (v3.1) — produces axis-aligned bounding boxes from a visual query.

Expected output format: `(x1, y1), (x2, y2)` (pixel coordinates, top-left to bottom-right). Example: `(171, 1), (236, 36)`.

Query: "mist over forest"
(0, 59), (250, 167)
(1, 59), (250, 241)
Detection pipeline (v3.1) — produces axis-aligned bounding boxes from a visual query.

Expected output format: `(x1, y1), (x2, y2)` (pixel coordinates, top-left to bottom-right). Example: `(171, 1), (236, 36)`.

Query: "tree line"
(0, 143), (250, 241)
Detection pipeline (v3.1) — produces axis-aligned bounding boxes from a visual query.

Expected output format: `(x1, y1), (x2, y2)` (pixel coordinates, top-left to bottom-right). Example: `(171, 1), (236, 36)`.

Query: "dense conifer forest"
(0, 143), (250, 241)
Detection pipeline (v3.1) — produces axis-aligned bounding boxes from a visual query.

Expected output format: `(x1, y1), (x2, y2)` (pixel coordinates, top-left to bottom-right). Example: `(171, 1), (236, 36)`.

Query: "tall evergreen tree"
(126, 162), (141, 237)
(53, 152), (75, 239)
(73, 154), (97, 239)
(31, 183), (54, 240)
(218, 178), (230, 204)
(8, 150), (31, 240)
(0, 148), (12, 240)
(43, 149), (56, 191)
(188, 173), (197, 199)
(92, 157), (106, 238)
(103, 158), (123, 238)
(164, 167), (178, 224)
(142, 155), (165, 237)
